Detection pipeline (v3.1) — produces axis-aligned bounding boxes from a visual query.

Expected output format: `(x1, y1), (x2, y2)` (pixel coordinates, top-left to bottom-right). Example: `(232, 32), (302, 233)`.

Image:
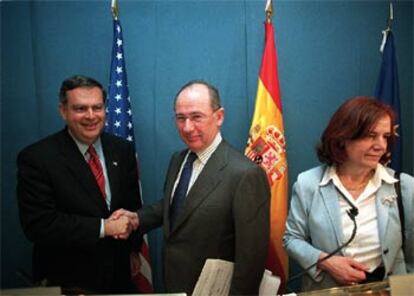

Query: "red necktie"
(87, 145), (106, 199)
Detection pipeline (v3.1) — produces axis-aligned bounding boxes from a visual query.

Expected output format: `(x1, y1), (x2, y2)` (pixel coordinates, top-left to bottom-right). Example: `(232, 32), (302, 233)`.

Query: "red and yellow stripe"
(245, 22), (288, 292)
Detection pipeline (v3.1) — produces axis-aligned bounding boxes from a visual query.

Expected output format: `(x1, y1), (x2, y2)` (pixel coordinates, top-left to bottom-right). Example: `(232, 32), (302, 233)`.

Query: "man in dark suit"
(116, 80), (270, 294)
(17, 75), (140, 294)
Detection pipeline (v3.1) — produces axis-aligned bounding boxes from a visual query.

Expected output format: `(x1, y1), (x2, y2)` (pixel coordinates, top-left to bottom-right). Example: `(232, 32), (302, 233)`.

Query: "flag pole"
(106, 0), (154, 291)
(386, 1), (393, 31)
(111, 0), (119, 20)
(380, 1), (394, 53)
(265, 0), (273, 23)
(245, 0), (289, 292)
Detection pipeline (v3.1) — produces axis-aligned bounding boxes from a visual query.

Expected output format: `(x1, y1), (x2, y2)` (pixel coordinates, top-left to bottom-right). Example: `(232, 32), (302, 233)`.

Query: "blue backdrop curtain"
(2, 0), (413, 292)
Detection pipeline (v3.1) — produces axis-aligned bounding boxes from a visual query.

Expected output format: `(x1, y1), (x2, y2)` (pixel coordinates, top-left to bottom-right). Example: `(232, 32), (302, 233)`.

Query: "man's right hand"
(104, 209), (140, 239)
(111, 208), (139, 230)
(104, 215), (133, 239)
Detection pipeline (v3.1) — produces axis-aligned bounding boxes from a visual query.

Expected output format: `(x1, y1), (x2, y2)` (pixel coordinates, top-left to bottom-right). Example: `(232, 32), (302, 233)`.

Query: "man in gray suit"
(116, 80), (270, 295)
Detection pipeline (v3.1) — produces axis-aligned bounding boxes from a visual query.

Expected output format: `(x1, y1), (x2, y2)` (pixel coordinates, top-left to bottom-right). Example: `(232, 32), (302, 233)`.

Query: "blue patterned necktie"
(170, 152), (197, 229)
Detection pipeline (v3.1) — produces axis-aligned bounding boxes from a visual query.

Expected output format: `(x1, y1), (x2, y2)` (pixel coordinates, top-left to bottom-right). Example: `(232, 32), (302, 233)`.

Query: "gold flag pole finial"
(111, 0), (119, 20)
(265, 0), (273, 23)
(386, 1), (393, 31)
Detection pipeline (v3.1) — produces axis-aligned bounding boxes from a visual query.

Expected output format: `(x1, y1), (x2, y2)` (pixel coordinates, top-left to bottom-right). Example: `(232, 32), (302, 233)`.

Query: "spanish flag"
(245, 13), (288, 293)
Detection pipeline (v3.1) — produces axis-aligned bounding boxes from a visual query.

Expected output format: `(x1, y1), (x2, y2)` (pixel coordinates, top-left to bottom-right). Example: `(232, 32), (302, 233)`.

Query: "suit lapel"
(170, 142), (228, 233)
(101, 133), (122, 211)
(320, 184), (344, 249)
(375, 182), (396, 244)
(57, 129), (107, 212)
(164, 150), (187, 234)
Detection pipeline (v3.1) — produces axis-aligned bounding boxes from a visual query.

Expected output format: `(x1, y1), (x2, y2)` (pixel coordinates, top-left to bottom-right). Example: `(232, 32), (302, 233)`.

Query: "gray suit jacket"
(139, 140), (270, 295)
(283, 165), (414, 291)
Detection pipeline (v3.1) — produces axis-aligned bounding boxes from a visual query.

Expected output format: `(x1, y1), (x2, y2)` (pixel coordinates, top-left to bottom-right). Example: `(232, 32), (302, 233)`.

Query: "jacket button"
(383, 249), (389, 254)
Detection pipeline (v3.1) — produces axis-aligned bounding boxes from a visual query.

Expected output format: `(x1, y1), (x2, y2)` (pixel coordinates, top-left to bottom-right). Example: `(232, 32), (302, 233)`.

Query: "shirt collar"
(372, 163), (397, 187)
(320, 165), (335, 186)
(191, 132), (222, 165)
(319, 164), (397, 187)
(67, 129), (102, 157)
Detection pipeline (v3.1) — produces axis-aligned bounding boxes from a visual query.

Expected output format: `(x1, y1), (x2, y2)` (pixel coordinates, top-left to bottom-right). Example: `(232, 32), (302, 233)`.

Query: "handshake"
(104, 209), (140, 239)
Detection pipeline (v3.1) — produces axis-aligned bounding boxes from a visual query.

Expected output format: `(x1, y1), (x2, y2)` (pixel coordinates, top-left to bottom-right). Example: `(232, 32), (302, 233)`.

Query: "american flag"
(105, 14), (154, 293)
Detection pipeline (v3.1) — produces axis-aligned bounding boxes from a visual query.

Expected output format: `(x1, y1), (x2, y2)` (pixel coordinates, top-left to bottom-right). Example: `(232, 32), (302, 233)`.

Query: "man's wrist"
(99, 218), (105, 238)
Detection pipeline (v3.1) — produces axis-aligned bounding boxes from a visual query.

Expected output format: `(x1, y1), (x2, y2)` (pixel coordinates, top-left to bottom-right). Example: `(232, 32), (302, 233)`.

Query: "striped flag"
(105, 7), (153, 293)
(374, 30), (402, 172)
(245, 14), (288, 293)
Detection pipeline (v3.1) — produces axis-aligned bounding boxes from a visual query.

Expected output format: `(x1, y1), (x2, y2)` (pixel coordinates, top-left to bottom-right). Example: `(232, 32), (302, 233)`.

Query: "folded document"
(192, 259), (280, 296)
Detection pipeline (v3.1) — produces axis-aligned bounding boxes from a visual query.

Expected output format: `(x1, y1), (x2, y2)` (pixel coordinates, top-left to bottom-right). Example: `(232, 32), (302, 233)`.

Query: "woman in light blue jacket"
(284, 97), (413, 291)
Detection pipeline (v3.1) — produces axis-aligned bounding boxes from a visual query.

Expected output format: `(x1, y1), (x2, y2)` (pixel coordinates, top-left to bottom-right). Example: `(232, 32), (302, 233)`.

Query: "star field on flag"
(105, 20), (135, 146)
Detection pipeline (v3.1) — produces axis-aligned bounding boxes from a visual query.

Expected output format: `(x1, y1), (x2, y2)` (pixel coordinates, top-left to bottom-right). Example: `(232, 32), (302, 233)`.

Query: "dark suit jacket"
(139, 140), (270, 295)
(17, 128), (141, 293)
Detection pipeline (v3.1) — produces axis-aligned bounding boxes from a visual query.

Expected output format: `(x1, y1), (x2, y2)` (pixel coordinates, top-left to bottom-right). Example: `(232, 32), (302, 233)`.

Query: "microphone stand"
(287, 199), (359, 285)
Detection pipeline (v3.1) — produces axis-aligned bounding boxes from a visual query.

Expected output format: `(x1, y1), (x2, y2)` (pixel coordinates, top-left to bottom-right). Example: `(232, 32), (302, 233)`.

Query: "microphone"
(287, 191), (359, 286)
(340, 190), (359, 218)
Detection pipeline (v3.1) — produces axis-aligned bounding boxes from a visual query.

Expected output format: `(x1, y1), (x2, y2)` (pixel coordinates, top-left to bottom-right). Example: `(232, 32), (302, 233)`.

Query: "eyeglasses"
(175, 112), (210, 124)
(175, 107), (221, 124)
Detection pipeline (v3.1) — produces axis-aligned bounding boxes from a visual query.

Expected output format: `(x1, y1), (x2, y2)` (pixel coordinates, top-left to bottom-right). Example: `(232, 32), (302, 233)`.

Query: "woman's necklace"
(339, 170), (374, 192)
(343, 181), (369, 191)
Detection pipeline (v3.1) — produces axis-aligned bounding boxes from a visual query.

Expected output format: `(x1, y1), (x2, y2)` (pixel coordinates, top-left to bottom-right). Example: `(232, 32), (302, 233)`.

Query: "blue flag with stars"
(374, 31), (402, 172)
(105, 17), (153, 292)
(106, 19), (135, 145)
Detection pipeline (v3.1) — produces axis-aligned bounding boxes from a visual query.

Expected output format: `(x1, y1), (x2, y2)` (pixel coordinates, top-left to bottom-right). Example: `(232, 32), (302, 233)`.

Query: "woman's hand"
(317, 253), (369, 286)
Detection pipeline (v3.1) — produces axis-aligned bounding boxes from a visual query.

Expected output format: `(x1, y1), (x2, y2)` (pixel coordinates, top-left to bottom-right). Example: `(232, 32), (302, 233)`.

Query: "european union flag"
(374, 31), (401, 172)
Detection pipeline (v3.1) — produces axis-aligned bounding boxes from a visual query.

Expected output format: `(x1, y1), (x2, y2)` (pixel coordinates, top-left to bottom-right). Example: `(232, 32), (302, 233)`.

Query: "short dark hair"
(316, 96), (396, 166)
(59, 75), (106, 104)
(174, 80), (221, 111)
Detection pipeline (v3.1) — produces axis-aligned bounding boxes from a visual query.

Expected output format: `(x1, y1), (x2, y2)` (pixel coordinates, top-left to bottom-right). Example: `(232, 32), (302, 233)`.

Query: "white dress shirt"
(69, 132), (111, 238)
(171, 133), (222, 203)
(320, 164), (397, 272)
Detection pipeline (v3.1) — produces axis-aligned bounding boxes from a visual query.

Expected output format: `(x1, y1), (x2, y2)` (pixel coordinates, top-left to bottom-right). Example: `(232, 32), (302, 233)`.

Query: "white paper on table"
(192, 259), (281, 296)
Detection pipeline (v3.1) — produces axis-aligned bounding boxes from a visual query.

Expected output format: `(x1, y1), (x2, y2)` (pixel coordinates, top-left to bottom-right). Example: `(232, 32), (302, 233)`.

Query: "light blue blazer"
(283, 165), (414, 291)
